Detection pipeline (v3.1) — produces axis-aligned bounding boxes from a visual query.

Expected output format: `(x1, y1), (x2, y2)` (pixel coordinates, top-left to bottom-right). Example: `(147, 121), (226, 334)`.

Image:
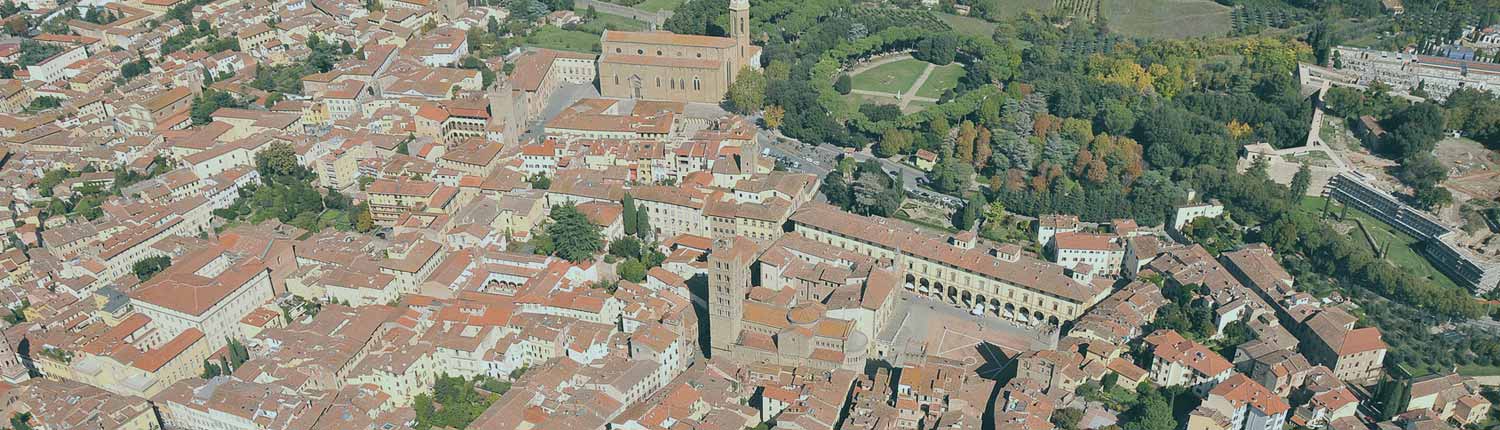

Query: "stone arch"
(1033, 311), (1045, 324)
(1048, 316), (1060, 326)
(990, 299), (1002, 317)
(1019, 307), (1031, 322)
(1004, 303), (1016, 319)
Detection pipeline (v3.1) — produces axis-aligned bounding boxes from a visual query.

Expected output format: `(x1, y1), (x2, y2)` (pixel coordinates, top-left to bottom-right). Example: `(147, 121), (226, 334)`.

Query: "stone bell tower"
(729, 0), (750, 63)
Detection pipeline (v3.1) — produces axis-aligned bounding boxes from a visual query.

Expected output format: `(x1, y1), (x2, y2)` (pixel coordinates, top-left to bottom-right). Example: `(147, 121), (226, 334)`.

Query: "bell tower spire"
(729, 0), (749, 60)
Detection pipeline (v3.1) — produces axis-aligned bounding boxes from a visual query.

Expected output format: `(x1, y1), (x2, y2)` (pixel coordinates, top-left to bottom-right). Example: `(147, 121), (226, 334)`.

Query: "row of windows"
(610, 75), (703, 91)
(615, 47), (706, 59)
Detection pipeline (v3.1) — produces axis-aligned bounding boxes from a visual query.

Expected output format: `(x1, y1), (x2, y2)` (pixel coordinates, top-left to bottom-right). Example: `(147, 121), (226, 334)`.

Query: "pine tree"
(1289, 163), (1311, 200)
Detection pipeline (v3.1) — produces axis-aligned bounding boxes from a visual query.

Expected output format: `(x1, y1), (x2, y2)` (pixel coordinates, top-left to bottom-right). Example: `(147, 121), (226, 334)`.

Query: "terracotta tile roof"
(1145, 329), (1232, 377)
(367, 178), (439, 197)
(791, 204), (1105, 304)
(1053, 232), (1119, 251)
(129, 256), (270, 316)
(132, 328), (203, 372)
(1210, 373), (1290, 416)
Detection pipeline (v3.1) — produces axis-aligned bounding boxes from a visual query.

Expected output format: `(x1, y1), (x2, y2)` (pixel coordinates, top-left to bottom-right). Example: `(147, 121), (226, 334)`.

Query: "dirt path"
(898, 63), (939, 110)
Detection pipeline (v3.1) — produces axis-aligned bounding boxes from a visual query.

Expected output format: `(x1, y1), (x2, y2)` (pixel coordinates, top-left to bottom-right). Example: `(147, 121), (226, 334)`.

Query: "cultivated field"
(1102, 0), (1232, 39)
(634, 0), (683, 12)
(937, 12), (1002, 38)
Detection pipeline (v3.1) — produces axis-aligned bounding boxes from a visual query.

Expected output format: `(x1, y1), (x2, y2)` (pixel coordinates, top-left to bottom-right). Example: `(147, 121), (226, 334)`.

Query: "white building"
(1188, 373), (1290, 430)
(25, 45), (87, 84)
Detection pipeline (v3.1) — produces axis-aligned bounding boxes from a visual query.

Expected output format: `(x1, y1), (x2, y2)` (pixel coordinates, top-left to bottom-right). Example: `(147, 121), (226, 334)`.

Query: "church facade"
(597, 0), (761, 103)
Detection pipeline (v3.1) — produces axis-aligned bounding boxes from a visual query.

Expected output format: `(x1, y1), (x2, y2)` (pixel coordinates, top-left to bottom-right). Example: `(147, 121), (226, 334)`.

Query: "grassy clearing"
(916, 63), (965, 99)
(937, 12), (1002, 38)
(526, 26), (600, 53)
(1458, 364), (1500, 377)
(1103, 0), (1232, 39)
(851, 58), (928, 94)
(635, 0), (682, 12)
(1295, 197), (1460, 290)
(575, 7), (649, 31)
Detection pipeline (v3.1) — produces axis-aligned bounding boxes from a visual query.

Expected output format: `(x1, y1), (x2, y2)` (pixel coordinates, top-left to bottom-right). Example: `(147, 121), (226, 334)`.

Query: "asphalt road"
(760, 127), (961, 205)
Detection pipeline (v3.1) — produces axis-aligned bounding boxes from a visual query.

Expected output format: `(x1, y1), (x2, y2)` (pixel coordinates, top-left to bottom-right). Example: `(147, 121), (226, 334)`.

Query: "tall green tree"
(622, 193), (637, 236)
(545, 205), (602, 262)
(636, 210), (651, 240)
(1121, 386), (1177, 430)
(725, 67), (766, 114)
(1289, 163), (1312, 200)
(953, 194), (983, 230)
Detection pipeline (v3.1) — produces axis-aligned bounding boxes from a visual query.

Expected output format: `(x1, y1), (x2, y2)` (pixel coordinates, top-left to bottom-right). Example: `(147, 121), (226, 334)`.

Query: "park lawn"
(937, 12), (1001, 38)
(1458, 364), (1500, 377)
(526, 26), (600, 53)
(851, 58), (928, 95)
(1295, 197), (1461, 291)
(635, 0), (682, 12)
(575, 7), (649, 31)
(1103, 0), (1232, 39)
(915, 63), (965, 99)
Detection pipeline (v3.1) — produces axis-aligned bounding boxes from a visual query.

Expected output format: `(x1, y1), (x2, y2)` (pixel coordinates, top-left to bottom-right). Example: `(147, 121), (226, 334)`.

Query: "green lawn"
(1103, 0), (1232, 39)
(1458, 364), (1500, 377)
(851, 58), (929, 94)
(916, 63), (965, 99)
(1296, 197), (1460, 290)
(635, 0), (682, 12)
(526, 26), (600, 53)
(575, 7), (649, 31)
(937, 12), (1002, 38)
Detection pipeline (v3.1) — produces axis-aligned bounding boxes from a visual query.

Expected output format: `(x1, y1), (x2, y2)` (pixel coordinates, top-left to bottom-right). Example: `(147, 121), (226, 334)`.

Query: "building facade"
(597, 0), (760, 103)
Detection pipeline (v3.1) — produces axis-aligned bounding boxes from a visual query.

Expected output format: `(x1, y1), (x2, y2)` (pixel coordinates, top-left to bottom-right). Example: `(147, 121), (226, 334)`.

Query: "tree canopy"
(545, 205), (602, 262)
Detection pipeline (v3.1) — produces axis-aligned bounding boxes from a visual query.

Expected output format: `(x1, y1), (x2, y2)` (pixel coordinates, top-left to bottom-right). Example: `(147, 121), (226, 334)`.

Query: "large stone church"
(597, 0), (761, 103)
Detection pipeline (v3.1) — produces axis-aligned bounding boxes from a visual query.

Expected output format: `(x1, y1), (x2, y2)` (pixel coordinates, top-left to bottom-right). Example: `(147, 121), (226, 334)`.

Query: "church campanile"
(730, 0), (750, 61)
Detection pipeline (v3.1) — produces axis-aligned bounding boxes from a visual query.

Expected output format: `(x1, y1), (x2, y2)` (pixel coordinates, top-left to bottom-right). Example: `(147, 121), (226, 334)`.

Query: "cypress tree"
(636, 210), (651, 240)
(622, 193), (637, 236)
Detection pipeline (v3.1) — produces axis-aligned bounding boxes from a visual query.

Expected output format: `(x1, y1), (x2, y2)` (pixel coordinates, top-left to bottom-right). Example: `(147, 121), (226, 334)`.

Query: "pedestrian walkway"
(846, 54), (942, 112)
